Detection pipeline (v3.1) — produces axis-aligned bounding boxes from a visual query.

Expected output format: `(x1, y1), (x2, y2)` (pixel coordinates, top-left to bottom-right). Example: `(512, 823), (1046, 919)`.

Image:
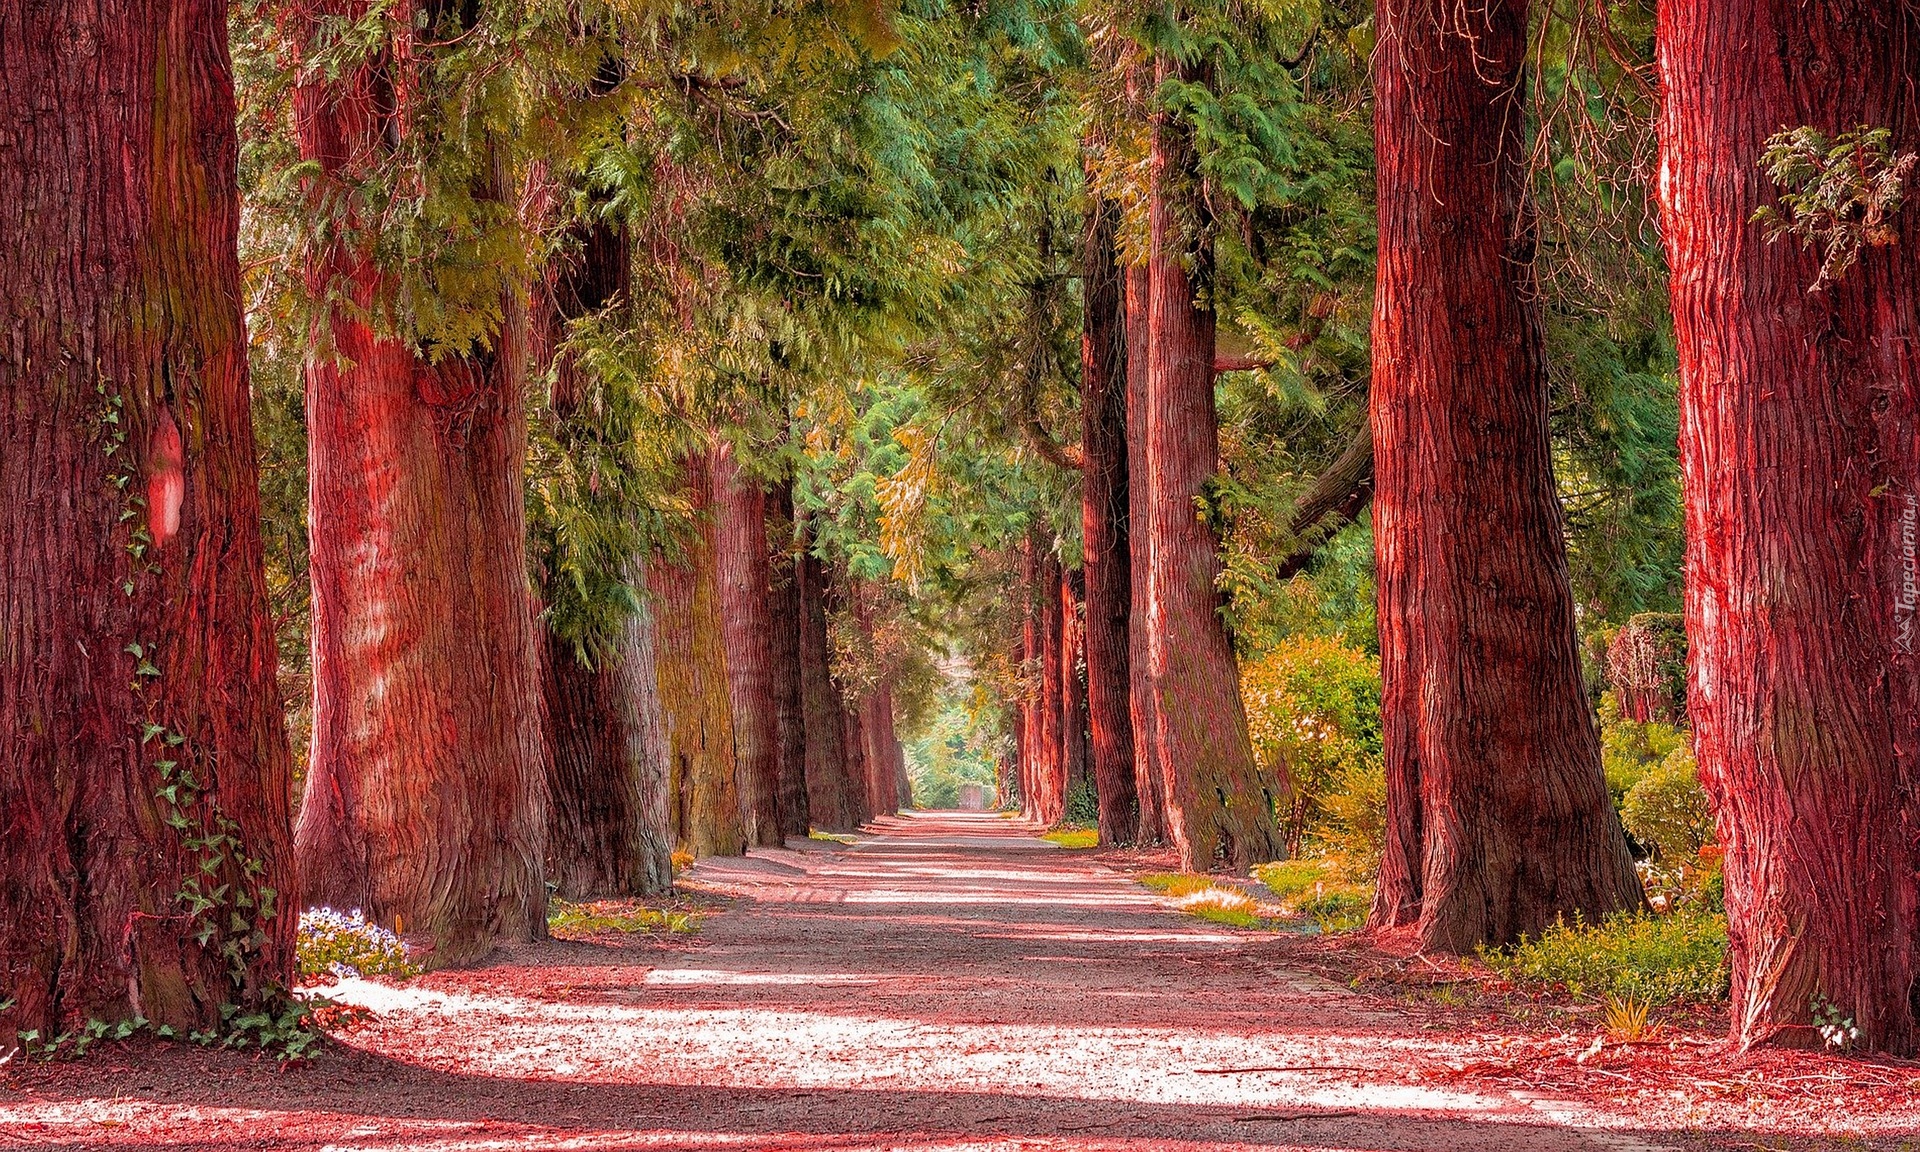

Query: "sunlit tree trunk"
(1060, 567), (1089, 804)
(654, 455), (746, 858)
(712, 442), (785, 847)
(767, 479), (812, 838)
(1030, 548), (1068, 825)
(843, 697), (872, 823)
(861, 683), (903, 819)
(1125, 263), (1166, 845)
(799, 535), (861, 830)
(293, 6), (547, 965)
(1658, 0), (1920, 1053)
(1146, 56), (1285, 871)
(1082, 197), (1141, 844)
(1368, 0), (1640, 951)
(0, 0), (295, 1041)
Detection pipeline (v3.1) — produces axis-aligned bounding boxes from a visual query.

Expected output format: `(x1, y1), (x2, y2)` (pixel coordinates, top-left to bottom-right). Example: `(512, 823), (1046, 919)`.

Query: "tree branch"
(1274, 419), (1373, 580)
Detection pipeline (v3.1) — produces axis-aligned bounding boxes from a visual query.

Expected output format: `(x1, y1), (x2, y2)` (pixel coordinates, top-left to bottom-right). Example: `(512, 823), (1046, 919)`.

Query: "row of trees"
(3, 0), (1917, 1061)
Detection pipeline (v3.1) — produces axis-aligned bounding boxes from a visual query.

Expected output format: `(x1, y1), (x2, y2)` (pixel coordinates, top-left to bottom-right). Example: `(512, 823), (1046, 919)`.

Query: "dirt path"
(0, 811), (1862, 1149)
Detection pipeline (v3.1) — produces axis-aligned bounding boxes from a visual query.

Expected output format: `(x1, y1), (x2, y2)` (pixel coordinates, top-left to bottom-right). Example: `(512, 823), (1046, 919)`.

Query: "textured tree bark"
(653, 456), (747, 858)
(861, 683), (904, 819)
(1030, 548), (1068, 825)
(1124, 263), (1167, 845)
(843, 700), (872, 824)
(767, 480), (812, 838)
(293, 4), (548, 966)
(1368, 0), (1641, 952)
(1145, 61), (1286, 871)
(1082, 198), (1141, 845)
(1657, 0), (1920, 1053)
(542, 558), (672, 897)
(712, 443), (785, 847)
(0, 0), (295, 1041)
(1059, 567), (1089, 800)
(798, 538), (861, 830)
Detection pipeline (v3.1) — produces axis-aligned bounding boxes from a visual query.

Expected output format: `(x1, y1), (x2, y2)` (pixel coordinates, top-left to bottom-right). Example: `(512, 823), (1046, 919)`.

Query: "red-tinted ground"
(2, 811), (1915, 1150)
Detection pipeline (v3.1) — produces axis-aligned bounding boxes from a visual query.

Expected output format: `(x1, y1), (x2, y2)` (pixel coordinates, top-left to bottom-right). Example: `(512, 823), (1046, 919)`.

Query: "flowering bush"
(296, 907), (419, 982)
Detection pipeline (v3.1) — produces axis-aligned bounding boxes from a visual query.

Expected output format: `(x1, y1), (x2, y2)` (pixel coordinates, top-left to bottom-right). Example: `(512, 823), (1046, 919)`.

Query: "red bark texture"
(1082, 197), (1141, 845)
(711, 443), (785, 847)
(0, 0), (295, 1040)
(843, 702), (872, 824)
(861, 683), (905, 820)
(1023, 546), (1068, 826)
(1657, 0), (1920, 1053)
(292, 3), (548, 966)
(1125, 263), (1167, 845)
(1145, 62), (1285, 871)
(653, 455), (747, 858)
(798, 537), (861, 831)
(766, 480), (813, 838)
(541, 556), (672, 898)
(1367, 0), (1640, 951)
(1059, 568), (1089, 802)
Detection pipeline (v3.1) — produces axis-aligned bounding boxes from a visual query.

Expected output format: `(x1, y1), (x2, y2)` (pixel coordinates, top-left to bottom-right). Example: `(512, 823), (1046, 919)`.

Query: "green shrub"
(1241, 636), (1383, 855)
(1252, 858), (1373, 932)
(1298, 890), (1369, 933)
(1042, 827), (1097, 849)
(1484, 908), (1729, 1005)
(1598, 691), (1687, 801)
(1622, 744), (1715, 860)
(1064, 779), (1099, 827)
(297, 908), (420, 981)
(1318, 760), (1386, 878)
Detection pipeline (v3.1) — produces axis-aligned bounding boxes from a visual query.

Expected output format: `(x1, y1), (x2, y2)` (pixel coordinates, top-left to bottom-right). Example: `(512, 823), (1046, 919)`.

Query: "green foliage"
(1597, 692), (1688, 801)
(1042, 828), (1098, 849)
(547, 900), (702, 937)
(1253, 859), (1371, 932)
(297, 908), (420, 981)
(1484, 909), (1729, 1006)
(905, 678), (1002, 808)
(1621, 745), (1714, 862)
(1755, 125), (1918, 292)
(1063, 779), (1099, 827)
(1240, 634), (1381, 855)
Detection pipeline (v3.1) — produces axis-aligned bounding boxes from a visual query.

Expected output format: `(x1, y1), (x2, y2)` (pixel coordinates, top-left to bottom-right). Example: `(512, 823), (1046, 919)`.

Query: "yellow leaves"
(875, 422), (939, 588)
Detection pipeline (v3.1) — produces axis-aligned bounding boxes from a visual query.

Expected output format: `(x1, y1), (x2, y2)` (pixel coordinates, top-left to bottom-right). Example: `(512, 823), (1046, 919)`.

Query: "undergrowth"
(1482, 908), (1729, 1005)
(1042, 827), (1097, 849)
(1253, 859), (1372, 932)
(297, 907), (420, 981)
(547, 898), (701, 938)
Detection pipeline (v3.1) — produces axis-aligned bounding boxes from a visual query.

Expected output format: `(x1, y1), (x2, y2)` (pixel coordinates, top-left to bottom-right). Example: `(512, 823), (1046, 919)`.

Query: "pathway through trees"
(0, 813), (1898, 1150)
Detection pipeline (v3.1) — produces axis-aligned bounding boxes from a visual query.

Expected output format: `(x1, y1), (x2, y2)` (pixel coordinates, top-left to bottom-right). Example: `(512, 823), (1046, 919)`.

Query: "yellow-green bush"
(1598, 690), (1688, 800)
(1483, 908), (1728, 1005)
(1621, 743), (1715, 860)
(1241, 636), (1382, 857)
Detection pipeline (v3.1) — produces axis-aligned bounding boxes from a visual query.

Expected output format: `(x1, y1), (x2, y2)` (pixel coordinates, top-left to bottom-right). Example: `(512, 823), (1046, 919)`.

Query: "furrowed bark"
(799, 536), (861, 830)
(767, 480), (812, 838)
(542, 558), (672, 897)
(1146, 56), (1286, 871)
(1657, 0), (1920, 1053)
(293, 5), (547, 966)
(1125, 263), (1167, 845)
(0, 0), (295, 1041)
(1082, 196), (1141, 845)
(653, 455), (747, 858)
(1030, 547), (1068, 825)
(712, 443), (785, 847)
(1368, 0), (1640, 951)
(1060, 566), (1089, 802)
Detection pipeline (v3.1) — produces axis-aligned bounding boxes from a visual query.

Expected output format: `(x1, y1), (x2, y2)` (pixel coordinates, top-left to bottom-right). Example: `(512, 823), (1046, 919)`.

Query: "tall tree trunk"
(862, 682), (903, 819)
(1368, 0), (1640, 951)
(542, 558), (672, 897)
(1059, 566), (1089, 802)
(1657, 0), (1920, 1053)
(293, 11), (547, 966)
(1082, 197), (1141, 845)
(653, 455), (746, 858)
(1125, 263), (1167, 845)
(843, 698), (872, 824)
(1145, 57), (1285, 871)
(712, 442), (785, 847)
(0, 0), (295, 1041)
(798, 537), (861, 830)
(1032, 548), (1068, 825)
(767, 480), (812, 838)
(534, 209), (671, 898)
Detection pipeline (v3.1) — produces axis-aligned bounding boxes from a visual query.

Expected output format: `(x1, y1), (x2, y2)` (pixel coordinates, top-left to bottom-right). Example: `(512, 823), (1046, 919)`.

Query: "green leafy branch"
(1754, 125), (1917, 293)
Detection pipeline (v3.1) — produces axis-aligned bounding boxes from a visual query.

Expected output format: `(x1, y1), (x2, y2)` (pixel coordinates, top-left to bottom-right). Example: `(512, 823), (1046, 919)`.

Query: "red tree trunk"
(293, 10), (548, 966)
(0, 0), (295, 1041)
(712, 443), (785, 847)
(1657, 0), (1920, 1053)
(843, 699), (872, 824)
(1059, 567), (1089, 803)
(653, 455), (747, 858)
(542, 557), (672, 897)
(1145, 61), (1285, 871)
(862, 683), (903, 819)
(767, 480), (812, 838)
(1125, 262), (1167, 845)
(1368, 0), (1641, 951)
(1082, 197), (1141, 845)
(1030, 548), (1068, 825)
(798, 537), (861, 830)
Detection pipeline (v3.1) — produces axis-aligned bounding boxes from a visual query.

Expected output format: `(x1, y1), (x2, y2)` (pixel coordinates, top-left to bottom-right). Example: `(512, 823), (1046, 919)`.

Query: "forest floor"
(2, 810), (1916, 1151)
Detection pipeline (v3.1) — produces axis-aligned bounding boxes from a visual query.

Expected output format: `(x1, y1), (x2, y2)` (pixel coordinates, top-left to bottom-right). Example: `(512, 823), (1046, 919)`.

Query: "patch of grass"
(670, 849), (696, 876)
(1298, 890), (1369, 933)
(1042, 827), (1098, 849)
(1482, 908), (1729, 1005)
(1252, 859), (1372, 932)
(1138, 872), (1219, 897)
(807, 830), (860, 844)
(547, 898), (701, 939)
